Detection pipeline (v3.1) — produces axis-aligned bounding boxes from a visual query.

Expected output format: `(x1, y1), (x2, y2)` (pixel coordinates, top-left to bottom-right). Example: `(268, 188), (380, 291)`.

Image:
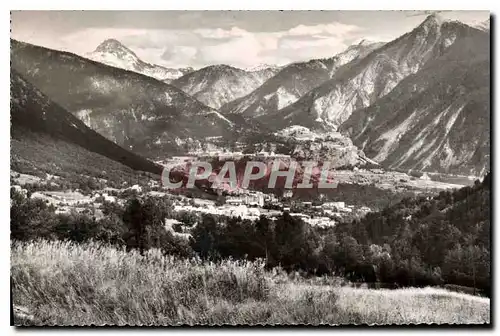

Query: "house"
(129, 184), (142, 192)
(420, 172), (431, 180)
(307, 217), (335, 227)
(257, 151), (269, 157)
(263, 193), (278, 204)
(322, 201), (345, 210)
(247, 207), (261, 217)
(226, 197), (243, 205)
(93, 193), (116, 203)
(370, 169), (385, 174)
(225, 192), (264, 207)
(359, 206), (371, 213)
(290, 213), (311, 220)
(227, 205), (260, 219)
(339, 207), (353, 213)
(245, 193), (264, 207)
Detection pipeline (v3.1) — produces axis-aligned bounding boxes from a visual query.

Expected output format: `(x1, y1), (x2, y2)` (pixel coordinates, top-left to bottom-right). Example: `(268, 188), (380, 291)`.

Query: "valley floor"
(11, 240), (490, 326)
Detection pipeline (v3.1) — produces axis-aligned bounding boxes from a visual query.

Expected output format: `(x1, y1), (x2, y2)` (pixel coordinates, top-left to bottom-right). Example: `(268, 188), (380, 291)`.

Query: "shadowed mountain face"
(10, 39), (234, 158)
(10, 69), (162, 175)
(171, 64), (280, 109)
(86, 39), (193, 82)
(340, 31), (490, 176)
(260, 16), (487, 132)
(220, 40), (384, 118)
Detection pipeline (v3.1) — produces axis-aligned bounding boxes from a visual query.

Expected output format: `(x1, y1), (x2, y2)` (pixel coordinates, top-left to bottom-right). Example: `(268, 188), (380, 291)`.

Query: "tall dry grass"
(11, 240), (490, 326)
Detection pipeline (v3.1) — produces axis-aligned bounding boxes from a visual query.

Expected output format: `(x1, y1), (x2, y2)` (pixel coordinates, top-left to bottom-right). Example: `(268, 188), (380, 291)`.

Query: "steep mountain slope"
(171, 64), (279, 109)
(262, 15), (486, 131)
(10, 69), (162, 176)
(340, 31), (490, 176)
(334, 172), (490, 294)
(86, 39), (193, 82)
(221, 40), (384, 118)
(11, 39), (233, 158)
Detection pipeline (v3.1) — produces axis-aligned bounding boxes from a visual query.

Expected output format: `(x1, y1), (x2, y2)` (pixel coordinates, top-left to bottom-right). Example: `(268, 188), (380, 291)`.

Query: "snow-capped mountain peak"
(86, 39), (193, 82)
(421, 13), (445, 27)
(94, 39), (135, 55)
(91, 39), (141, 68)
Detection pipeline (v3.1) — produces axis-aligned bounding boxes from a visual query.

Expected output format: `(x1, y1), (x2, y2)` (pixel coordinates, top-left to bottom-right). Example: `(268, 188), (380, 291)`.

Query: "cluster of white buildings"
(289, 213), (335, 227)
(224, 190), (279, 207)
(321, 202), (354, 212)
(226, 192), (265, 207)
(173, 203), (261, 220)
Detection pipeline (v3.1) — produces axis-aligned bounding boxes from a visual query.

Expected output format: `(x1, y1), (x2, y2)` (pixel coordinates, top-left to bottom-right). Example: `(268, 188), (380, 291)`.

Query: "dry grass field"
(11, 240), (490, 326)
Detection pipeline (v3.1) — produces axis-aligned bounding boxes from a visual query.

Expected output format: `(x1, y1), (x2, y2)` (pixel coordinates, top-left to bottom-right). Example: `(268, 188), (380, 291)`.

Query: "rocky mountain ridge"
(221, 40), (384, 118)
(86, 38), (193, 82)
(11, 39), (234, 159)
(171, 64), (280, 109)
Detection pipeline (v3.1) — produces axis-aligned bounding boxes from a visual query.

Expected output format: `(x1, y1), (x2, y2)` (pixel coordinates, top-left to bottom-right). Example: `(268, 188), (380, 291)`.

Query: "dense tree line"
(334, 173), (491, 295)
(189, 174), (491, 296)
(190, 212), (321, 273)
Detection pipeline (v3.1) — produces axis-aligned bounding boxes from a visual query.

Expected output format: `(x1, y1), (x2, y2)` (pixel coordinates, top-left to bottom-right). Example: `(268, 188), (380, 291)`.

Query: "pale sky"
(11, 10), (490, 69)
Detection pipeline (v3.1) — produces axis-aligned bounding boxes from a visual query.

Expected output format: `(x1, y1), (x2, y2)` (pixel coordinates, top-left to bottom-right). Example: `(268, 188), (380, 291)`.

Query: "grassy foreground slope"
(11, 240), (490, 326)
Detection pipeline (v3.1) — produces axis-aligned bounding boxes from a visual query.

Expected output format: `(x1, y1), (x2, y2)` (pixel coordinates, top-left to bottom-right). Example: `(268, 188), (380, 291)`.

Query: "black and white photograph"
(8, 8), (491, 326)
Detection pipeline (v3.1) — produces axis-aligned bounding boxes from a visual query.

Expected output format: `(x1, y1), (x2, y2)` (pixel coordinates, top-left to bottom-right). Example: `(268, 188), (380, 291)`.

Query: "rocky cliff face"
(341, 30), (490, 176)
(221, 40), (384, 118)
(261, 15), (483, 131)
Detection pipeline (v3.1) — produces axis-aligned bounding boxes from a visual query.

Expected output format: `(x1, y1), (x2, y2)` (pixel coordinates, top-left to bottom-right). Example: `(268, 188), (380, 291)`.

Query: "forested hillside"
(190, 173), (491, 295)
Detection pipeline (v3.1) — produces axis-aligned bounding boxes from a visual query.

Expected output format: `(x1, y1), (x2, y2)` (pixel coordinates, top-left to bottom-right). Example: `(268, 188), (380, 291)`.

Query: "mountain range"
(171, 64), (280, 109)
(341, 26), (490, 175)
(11, 39), (234, 158)
(221, 40), (384, 118)
(255, 15), (490, 175)
(10, 14), (491, 176)
(259, 15), (483, 129)
(86, 39), (193, 82)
